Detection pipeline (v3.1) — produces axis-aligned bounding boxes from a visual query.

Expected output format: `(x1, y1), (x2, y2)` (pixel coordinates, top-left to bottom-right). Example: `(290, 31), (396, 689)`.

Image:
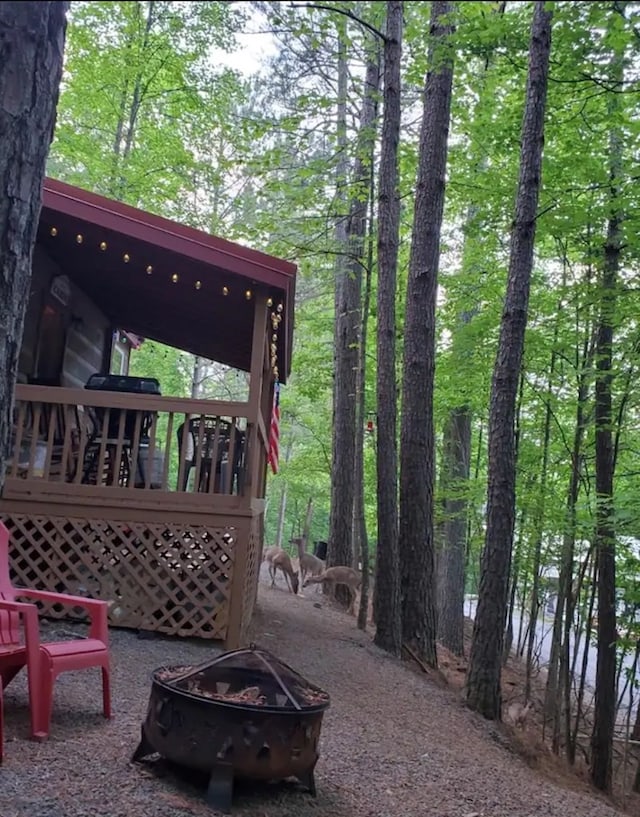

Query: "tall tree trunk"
(302, 497), (314, 544)
(274, 438), (293, 548)
(544, 315), (594, 740)
(191, 356), (205, 399)
(591, 33), (623, 793)
(328, 19), (356, 590)
(108, 1), (156, 198)
(466, 1), (552, 719)
(438, 408), (471, 655)
(329, 28), (380, 612)
(398, 0), (455, 668)
(0, 1), (68, 492)
(373, 0), (403, 656)
(122, 1), (156, 160)
(437, 0), (505, 660)
(354, 68), (379, 629)
(350, 49), (380, 619)
(572, 552), (597, 761)
(504, 502), (527, 665)
(275, 483), (288, 549)
(524, 346), (556, 701)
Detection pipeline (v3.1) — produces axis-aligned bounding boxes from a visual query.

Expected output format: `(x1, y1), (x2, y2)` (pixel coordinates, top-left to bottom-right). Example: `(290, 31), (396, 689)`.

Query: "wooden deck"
(0, 384), (268, 647)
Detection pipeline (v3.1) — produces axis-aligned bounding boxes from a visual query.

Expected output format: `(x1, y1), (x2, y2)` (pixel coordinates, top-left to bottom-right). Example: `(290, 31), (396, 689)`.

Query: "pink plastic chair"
(0, 668), (3, 763)
(0, 521), (111, 740)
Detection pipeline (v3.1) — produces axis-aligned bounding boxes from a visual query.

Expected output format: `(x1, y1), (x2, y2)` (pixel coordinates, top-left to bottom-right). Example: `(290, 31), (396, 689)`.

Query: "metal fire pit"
(131, 645), (330, 812)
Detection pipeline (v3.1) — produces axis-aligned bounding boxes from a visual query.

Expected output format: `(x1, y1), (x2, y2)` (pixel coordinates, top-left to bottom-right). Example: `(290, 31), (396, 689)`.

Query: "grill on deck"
(131, 646), (330, 812)
(84, 373), (162, 396)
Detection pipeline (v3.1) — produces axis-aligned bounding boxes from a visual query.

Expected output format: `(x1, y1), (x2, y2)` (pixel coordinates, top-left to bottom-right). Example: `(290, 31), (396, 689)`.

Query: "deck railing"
(6, 385), (262, 500)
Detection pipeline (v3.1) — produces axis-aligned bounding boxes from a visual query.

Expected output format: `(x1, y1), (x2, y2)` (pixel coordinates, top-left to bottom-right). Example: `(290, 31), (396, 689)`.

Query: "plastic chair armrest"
(12, 590), (109, 643)
(0, 599), (41, 661)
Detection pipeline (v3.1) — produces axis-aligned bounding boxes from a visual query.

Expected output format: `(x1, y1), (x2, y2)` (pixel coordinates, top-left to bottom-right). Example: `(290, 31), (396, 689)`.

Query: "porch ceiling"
(37, 178), (297, 380)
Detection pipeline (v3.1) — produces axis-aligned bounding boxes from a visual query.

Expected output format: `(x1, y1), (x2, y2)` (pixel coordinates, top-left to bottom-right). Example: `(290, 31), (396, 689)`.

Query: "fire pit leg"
(298, 765), (317, 797)
(131, 727), (155, 763)
(206, 762), (234, 813)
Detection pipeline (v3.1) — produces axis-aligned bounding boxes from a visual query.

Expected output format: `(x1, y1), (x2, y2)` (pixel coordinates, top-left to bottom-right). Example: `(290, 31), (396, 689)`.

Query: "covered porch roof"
(37, 178), (297, 380)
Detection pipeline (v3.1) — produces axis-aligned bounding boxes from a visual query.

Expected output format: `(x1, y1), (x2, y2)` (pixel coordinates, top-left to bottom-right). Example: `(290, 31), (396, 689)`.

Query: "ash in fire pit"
(132, 645), (330, 812)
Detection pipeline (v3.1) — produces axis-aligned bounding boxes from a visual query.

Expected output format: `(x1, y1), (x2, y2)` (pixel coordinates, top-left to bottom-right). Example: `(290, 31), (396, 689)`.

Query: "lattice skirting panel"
(3, 514), (243, 641)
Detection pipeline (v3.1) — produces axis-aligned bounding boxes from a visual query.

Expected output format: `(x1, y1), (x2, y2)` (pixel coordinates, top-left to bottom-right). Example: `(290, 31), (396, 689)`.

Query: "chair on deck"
(176, 417), (232, 493)
(0, 522), (111, 741)
(23, 376), (80, 482)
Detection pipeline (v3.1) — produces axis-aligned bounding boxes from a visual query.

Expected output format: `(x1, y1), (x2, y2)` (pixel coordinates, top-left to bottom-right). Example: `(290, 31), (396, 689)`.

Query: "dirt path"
(250, 571), (624, 817)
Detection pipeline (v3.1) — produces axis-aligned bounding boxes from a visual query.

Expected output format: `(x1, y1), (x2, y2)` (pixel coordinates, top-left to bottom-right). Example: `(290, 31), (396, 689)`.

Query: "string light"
(40, 231), (288, 324)
(270, 304), (283, 379)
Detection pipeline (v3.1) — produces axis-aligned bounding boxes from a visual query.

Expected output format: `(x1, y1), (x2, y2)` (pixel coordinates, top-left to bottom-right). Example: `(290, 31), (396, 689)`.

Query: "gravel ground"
(0, 568), (629, 817)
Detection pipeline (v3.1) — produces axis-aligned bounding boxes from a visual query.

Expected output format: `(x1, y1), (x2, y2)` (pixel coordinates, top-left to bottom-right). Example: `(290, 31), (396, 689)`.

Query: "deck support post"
(225, 516), (252, 649)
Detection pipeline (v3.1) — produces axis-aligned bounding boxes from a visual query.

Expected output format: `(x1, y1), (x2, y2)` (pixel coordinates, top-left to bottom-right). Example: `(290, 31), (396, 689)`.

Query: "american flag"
(268, 380), (281, 475)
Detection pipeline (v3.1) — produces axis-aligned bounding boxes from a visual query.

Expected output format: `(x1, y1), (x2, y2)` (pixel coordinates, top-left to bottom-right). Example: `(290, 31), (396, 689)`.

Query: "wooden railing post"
(225, 518), (251, 649)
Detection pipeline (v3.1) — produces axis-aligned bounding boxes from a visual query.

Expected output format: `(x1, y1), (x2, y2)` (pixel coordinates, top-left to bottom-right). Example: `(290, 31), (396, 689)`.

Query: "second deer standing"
(290, 536), (324, 585)
(263, 546), (299, 595)
(303, 566), (361, 614)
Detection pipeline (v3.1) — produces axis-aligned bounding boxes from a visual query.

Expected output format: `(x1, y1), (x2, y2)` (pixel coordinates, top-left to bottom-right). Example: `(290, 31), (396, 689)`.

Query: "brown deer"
(262, 545), (279, 565)
(267, 547), (299, 594)
(303, 566), (361, 614)
(507, 700), (533, 729)
(289, 536), (324, 585)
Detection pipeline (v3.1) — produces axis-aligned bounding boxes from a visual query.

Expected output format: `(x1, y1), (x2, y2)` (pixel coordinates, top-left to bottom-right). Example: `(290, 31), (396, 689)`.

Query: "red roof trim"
(42, 178), (297, 290)
(39, 177), (297, 379)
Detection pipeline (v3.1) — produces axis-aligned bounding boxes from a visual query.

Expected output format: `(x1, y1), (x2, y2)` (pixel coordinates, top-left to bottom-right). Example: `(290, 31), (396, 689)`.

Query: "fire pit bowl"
(131, 645), (330, 812)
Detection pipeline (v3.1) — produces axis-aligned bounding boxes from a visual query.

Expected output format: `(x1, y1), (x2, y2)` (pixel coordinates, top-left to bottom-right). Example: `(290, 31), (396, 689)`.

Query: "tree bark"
(327, 19), (355, 588)
(0, 1), (69, 493)
(398, 0), (455, 667)
(591, 33), (623, 792)
(373, 0), (403, 656)
(438, 408), (471, 655)
(524, 347), (555, 701)
(437, 0), (505, 660)
(302, 497), (314, 544)
(274, 438), (293, 548)
(466, 1), (552, 719)
(354, 50), (380, 629)
(329, 26), (380, 612)
(350, 49), (380, 621)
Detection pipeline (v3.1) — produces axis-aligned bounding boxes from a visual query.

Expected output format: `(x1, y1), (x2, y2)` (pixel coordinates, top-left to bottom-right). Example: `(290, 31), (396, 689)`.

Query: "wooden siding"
(18, 245), (110, 387)
(62, 287), (109, 388)
(18, 247), (57, 378)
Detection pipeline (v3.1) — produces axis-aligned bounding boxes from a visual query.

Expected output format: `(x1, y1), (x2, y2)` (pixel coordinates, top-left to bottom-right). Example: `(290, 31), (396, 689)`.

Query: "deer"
(262, 544), (279, 565)
(303, 566), (361, 614)
(507, 700), (533, 729)
(289, 536), (324, 585)
(266, 547), (299, 594)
